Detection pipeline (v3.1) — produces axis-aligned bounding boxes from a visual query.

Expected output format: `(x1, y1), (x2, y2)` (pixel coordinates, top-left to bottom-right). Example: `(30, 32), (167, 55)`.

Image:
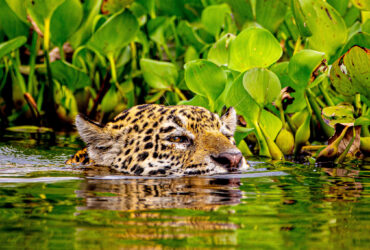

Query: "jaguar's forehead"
(107, 104), (221, 133)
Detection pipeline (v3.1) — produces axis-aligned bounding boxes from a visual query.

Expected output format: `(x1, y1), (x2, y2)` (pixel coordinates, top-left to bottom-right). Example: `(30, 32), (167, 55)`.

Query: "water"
(0, 132), (369, 249)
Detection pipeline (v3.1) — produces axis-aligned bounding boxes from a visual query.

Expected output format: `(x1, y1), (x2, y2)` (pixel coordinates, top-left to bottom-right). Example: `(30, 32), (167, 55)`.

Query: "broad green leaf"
(327, 0), (349, 16)
(243, 68), (281, 107)
(351, 0), (370, 10)
(270, 62), (307, 113)
(225, 72), (271, 157)
(101, 85), (120, 113)
(0, 36), (27, 59)
(140, 58), (178, 89)
(330, 46), (370, 99)
(50, 0), (83, 46)
(5, 0), (28, 23)
(87, 10), (138, 55)
(69, 0), (102, 48)
(178, 95), (210, 110)
(344, 5), (360, 27)
(228, 27), (282, 72)
(101, 0), (133, 14)
(334, 32), (370, 62)
(177, 21), (206, 52)
(147, 17), (171, 45)
(256, 0), (288, 32)
(291, 0), (313, 36)
(0, 0), (29, 38)
(260, 109), (283, 141)
(26, 0), (65, 20)
(6, 126), (53, 133)
(184, 60), (227, 108)
(184, 46), (199, 63)
(288, 49), (326, 86)
(224, 0), (254, 28)
(355, 116), (370, 126)
(207, 33), (235, 66)
(51, 60), (91, 91)
(322, 105), (355, 127)
(225, 72), (260, 124)
(297, 0), (347, 58)
(201, 3), (231, 36)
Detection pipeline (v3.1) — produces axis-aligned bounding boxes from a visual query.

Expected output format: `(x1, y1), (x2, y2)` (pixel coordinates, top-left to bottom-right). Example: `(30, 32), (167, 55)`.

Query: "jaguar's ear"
(75, 114), (110, 145)
(220, 107), (237, 133)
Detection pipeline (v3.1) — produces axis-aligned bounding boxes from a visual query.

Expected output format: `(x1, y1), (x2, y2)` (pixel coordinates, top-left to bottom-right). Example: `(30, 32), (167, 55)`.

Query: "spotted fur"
(67, 104), (249, 176)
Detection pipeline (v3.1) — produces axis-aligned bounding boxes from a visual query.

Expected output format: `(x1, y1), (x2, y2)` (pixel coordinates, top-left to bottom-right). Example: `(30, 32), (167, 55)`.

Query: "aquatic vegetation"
(0, 0), (369, 162)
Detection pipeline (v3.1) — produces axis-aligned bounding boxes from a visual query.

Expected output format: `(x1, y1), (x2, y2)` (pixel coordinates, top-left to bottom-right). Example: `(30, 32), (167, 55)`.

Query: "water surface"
(0, 132), (369, 249)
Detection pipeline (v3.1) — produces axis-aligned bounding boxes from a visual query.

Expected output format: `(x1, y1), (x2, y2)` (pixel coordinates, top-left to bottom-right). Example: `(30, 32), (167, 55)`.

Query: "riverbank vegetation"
(0, 0), (369, 162)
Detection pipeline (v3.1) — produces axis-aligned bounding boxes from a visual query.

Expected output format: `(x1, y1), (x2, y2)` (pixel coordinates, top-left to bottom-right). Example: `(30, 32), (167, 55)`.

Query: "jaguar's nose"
(211, 151), (243, 170)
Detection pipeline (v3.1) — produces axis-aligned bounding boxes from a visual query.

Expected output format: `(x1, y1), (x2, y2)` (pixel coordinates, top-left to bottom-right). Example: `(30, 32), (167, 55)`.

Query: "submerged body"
(67, 104), (249, 176)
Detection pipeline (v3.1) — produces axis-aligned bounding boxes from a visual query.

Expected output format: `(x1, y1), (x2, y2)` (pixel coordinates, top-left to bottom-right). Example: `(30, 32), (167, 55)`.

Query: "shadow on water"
(0, 132), (370, 248)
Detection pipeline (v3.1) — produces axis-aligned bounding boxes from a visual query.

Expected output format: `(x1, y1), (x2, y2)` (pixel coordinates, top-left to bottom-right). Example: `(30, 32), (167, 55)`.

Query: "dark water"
(0, 132), (369, 249)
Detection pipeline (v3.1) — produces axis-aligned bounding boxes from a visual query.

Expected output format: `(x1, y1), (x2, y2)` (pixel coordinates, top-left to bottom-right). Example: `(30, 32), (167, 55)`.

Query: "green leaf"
(334, 32), (370, 63)
(101, 85), (120, 113)
(228, 27), (282, 72)
(50, 0), (83, 46)
(327, 0), (349, 16)
(5, 0), (28, 23)
(50, 60), (91, 91)
(225, 72), (260, 124)
(288, 49), (326, 86)
(260, 109), (283, 141)
(0, 36), (27, 59)
(184, 60), (227, 109)
(255, 0), (288, 33)
(351, 0), (370, 10)
(26, 0), (66, 20)
(184, 46), (199, 63)
(355, 116), (370, 126)
(101, 0), (134, 14)
(330, 46), (370, 99)
(243, 68), (281, 107)
(207, 33), (235, 66)
(201, 3), (231, 36)
(291, 0), (313, 37)
(177, 20), (206, 52)
(87, 10), (138, 55)
(178, 95), (210, 110)
(140, 58), (178, 89)
(147, 16), (171, 45)
(322, 105), (355, 127)
(0, 0), (29, 38)
(297, 0), (347, 58)
(69, 0), (102, 48)
(6, 126), (53, 133)
(270, 62), (307, 113)
(224, 0), (254, 28)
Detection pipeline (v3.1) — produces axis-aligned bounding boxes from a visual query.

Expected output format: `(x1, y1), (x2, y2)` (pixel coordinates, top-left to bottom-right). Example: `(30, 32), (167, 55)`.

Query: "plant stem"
(254, 109), (271, 158)
(306, 88), (334, 137)
(285, 113), (296, 134)
(293, 36), (301, 55)
(335, 126), (356, 164)
(130, 42), (137, 73)
(59, 45), (65, 61)
(27, 32), (38, 94)
(318, 82), (334, 106)
(11, 51), (26, 93)
(174, 87), (187, 101)
(44, 18), (50, 51)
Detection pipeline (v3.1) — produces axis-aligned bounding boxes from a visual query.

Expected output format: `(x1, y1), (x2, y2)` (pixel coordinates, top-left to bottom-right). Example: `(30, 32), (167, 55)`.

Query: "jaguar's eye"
(168, 136), (190, 143)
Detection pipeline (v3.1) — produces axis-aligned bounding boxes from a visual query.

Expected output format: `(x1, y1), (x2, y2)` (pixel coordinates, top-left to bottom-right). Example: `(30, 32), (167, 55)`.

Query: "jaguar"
(66, 104), (249, 176)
